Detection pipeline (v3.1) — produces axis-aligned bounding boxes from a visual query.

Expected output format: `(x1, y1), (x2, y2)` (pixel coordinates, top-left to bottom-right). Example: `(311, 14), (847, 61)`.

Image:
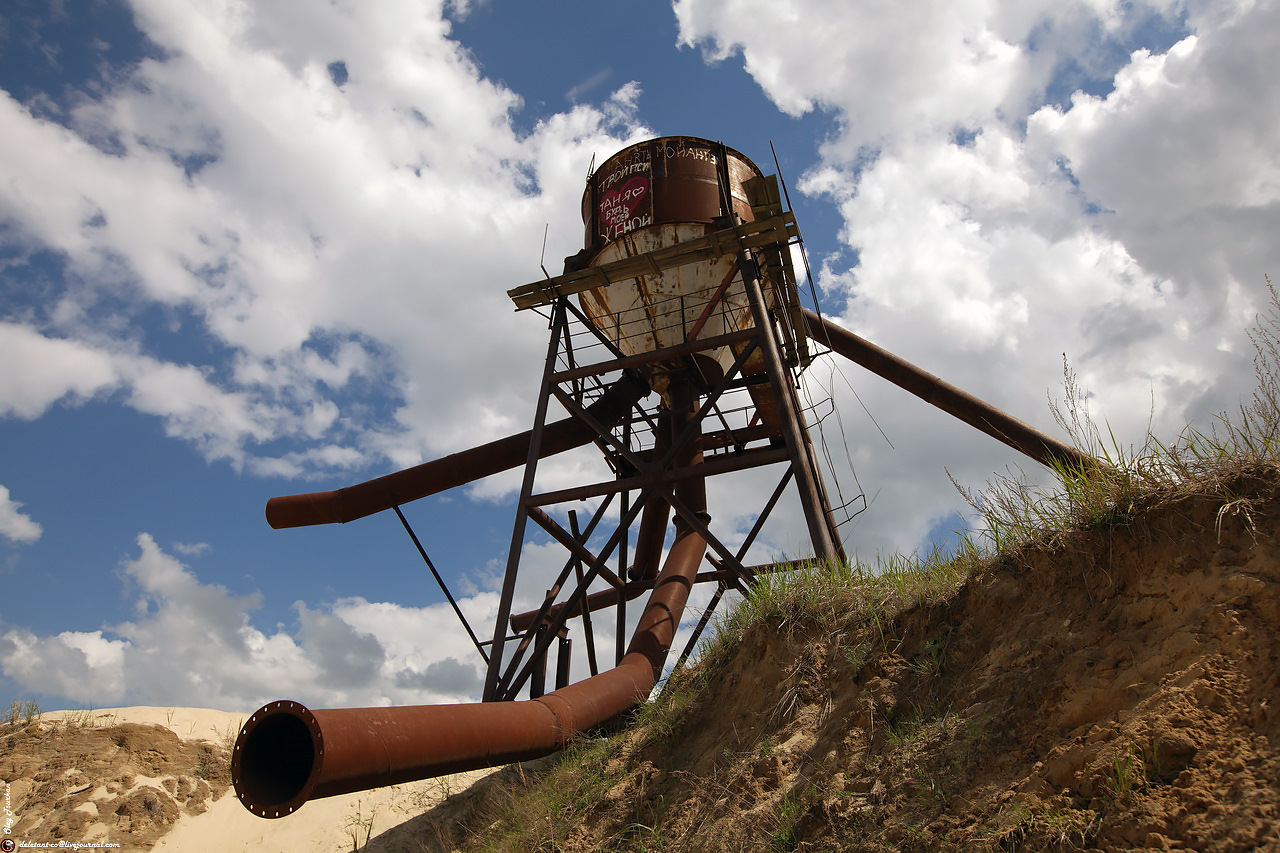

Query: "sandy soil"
(0, 706), (492, 852)
(523, 467), (1280, 851)
(152, 764), (492, 853)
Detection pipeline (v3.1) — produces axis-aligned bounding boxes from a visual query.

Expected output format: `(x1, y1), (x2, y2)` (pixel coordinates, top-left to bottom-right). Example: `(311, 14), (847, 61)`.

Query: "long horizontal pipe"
(231, 525), (708, 818)
(802, 309), (1094, 472)
(264, 373), (651, 529)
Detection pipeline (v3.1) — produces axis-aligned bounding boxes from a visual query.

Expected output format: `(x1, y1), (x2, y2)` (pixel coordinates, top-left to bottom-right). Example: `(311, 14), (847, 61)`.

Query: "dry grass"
(436, 738), (621, 853)
(956, 279), (1280, 557)
(4, 699), (41, 729)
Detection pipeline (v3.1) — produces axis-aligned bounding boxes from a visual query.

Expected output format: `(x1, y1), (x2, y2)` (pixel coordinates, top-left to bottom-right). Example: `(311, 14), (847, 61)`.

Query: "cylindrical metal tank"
(577, 136), (764, 390)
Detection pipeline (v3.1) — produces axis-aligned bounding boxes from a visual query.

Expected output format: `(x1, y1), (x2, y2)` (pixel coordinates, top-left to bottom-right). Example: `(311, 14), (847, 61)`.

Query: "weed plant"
(4, 699), (41, 729)
(701, 547), (972, 668)
(769, 789), (805, 851)
(957, 279), (1280, 556)
(458, 736), (622, 853)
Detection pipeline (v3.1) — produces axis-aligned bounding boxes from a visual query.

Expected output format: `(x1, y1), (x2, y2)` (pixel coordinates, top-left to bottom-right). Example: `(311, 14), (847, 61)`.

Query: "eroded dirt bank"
(412, 466), (1280, 852)
(0, 718), (231, 850)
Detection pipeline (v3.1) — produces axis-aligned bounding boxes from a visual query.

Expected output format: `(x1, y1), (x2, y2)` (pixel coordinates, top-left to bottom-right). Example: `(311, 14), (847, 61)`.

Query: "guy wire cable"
(769, 140), (894, 453)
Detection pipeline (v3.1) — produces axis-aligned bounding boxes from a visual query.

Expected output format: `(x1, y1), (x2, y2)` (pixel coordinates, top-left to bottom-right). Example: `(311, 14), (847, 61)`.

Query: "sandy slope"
(0, 705), (493, 852)
(394, 466), (1280, 851)
(528, 468), (1280, 851)
(153, 763), (492, 853)
(42, 706), (245, 746)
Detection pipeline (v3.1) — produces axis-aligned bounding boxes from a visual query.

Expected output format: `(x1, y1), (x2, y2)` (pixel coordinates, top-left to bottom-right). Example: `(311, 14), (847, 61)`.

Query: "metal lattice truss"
(472, 208), (844, 701)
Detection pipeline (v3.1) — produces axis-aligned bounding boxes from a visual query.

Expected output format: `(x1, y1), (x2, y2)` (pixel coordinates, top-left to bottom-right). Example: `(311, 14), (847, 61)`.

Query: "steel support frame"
(482, 253), (845, 702)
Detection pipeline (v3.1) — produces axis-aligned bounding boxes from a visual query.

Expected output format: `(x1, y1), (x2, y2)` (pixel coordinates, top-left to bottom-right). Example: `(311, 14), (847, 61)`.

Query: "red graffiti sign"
(598, 176), (650, 239)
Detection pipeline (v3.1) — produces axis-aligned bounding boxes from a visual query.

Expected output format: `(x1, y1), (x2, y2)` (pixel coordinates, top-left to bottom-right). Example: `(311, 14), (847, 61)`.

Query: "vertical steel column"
(739, 253), (842, 563)
(484, 300), (568, 701)
(568, 510), (599, 677)
(617, 421), (630, 667)
(796, 406), (849, 564)
(530, 624), (548, 699)
(555, 637), (572, 690)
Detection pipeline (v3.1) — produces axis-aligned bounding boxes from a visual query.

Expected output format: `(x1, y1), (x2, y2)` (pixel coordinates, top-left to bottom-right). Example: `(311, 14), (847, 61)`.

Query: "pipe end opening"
(231, 701), (321, 818)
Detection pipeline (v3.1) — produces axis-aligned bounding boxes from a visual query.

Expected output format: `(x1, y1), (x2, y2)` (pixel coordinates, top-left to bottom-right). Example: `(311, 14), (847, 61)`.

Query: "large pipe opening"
(232, 702), (320, 818)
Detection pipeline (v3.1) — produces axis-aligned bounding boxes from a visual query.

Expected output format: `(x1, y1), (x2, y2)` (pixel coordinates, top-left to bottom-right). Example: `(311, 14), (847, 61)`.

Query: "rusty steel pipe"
(264, 373), (650, 529)
(232, 524), (708, 818)
(629, 411), (672, 582)
(802, 309), (1095, 472)
(628, 495), (670, 582)
(236, 376), (709, 820)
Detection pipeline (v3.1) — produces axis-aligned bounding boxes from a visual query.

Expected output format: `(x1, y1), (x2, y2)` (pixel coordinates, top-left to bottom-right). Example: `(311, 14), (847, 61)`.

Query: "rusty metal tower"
(231, 137), (1091, 819)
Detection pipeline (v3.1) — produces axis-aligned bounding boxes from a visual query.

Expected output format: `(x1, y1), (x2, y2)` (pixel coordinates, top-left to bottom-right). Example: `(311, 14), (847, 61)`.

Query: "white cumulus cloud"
(0, 485), (42, 544)
(0, 0), (651, 480)
(0, 534), (511, 710)
(677, 0), (1274, 557)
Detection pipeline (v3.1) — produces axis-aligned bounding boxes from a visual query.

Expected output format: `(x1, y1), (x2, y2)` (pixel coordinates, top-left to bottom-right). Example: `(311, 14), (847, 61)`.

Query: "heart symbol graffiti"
(599, 176), (649, 231)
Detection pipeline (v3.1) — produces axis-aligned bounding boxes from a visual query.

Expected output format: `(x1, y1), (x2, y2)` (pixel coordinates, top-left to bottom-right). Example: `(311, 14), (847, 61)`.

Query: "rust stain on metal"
(575, 137), (769, 393)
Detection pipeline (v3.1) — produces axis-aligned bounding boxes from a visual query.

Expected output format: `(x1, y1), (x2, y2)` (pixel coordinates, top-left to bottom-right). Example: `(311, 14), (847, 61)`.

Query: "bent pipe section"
(232, 527), (709, 818)
(801, 309), (1095, 473)
(264, 373), (652, 529)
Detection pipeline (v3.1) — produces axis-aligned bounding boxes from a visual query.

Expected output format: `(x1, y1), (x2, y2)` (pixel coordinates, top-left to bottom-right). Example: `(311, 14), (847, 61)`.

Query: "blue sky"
(0, 0), (1275, 712)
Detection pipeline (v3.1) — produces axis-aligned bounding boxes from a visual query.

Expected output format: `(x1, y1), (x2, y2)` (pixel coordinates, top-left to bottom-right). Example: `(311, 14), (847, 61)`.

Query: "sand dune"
(1, 705), (493, 852)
